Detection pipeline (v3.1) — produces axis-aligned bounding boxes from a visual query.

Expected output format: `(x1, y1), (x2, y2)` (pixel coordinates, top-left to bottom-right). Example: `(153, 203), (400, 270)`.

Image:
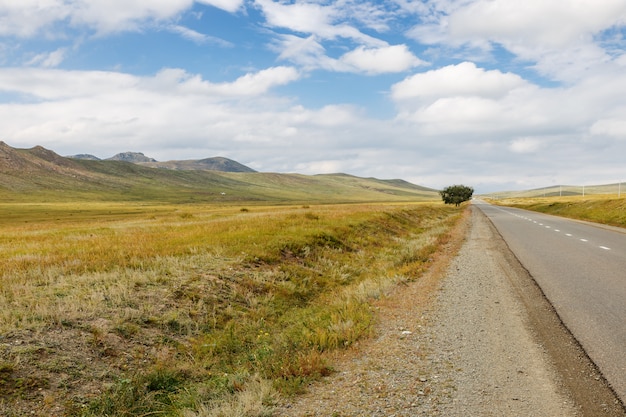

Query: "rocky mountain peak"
(107, 152), (157, 163)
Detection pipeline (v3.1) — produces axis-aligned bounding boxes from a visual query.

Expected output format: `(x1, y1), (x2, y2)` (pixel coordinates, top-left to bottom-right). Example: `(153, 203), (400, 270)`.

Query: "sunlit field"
(0, 201), (463, 416)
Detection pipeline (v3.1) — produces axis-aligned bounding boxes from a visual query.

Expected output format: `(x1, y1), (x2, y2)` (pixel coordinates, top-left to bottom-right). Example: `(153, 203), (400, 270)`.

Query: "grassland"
(491, 194), (626, 228)
(0, 200), (463, 416)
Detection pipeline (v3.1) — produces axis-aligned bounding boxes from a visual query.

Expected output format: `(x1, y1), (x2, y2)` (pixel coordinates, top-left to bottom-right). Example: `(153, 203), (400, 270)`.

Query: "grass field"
(491, 194), (626, 228)
(0, 201), (463, 416)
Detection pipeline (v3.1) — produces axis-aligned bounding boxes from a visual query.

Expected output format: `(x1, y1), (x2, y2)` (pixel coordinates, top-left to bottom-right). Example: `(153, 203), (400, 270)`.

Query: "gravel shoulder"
(274, 206), (625, 416)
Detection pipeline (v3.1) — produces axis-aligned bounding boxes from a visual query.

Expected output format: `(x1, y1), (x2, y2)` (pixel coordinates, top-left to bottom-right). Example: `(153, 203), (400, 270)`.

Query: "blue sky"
(1, 1), (626, 193)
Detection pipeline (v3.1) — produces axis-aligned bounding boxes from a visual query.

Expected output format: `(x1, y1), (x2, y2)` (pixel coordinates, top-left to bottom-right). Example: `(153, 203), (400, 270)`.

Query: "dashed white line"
(504, 208), (614, 253)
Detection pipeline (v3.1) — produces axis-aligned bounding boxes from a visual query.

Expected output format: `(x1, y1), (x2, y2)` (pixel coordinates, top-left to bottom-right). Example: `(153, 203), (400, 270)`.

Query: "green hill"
(0, 142), (439, 203)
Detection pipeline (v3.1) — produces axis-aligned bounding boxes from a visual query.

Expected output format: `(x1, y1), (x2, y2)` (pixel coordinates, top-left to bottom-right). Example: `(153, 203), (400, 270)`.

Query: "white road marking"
(502, 207), (614, 253)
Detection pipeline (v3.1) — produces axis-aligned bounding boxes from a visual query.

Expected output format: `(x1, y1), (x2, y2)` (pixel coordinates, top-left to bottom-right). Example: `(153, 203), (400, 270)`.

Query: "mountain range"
(69, 151), (256, 172)
(0, 142), (438, 203)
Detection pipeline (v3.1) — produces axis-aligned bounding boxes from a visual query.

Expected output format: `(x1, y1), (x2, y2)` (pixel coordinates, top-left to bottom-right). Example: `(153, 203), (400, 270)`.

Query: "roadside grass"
(0, 202), (462, 416)
(492, 194), (626, 228)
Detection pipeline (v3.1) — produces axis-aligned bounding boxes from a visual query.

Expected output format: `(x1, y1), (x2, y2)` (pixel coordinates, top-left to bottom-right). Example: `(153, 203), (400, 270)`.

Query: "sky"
(1, 1), (626, 193)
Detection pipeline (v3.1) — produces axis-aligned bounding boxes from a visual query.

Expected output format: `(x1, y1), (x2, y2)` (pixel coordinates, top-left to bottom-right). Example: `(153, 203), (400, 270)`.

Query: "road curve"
(474, 200), (626, 404)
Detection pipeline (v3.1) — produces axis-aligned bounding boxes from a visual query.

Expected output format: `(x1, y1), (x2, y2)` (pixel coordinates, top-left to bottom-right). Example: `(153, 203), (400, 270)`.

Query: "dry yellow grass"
(0, 201), (463, 416)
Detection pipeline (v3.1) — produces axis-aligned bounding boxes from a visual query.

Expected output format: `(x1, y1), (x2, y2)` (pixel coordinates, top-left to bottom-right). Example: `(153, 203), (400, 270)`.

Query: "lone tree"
(440, 184), (474, 207)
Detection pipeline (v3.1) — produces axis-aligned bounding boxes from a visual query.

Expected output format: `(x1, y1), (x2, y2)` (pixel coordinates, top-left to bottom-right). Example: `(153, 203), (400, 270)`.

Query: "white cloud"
(0, 68), (138, 100)
(445, 0), (626, 49)
(297, 160), (344, 174)
(25, 48), (68, 68)
(167, 25), (233, 47)
(509, 137), (543, 154)
(255, 0), (332, 34)
(409, 96), (505, 134)
(391, 62), (526, 100)
(261, 0), (396, 36)
(389, 61), (626, 154)
(196, 0), (243, 13)
(272, 35), (334, 70)
(0, 0), (242, 38)
(340, 1), (392, 32)
(207, 66), (300, 96)
(255, 0), (386, 47)
(0, 66), (300, 102)
(68, 0), (193, 34)
(290, 104), (360, 127)
(590, 116), (626, 138)
(274, 36), (425, 74)
(407, 0), (626, 81)
(340, 45), (426, 74)
(0, 66), (305, 156)
(0, 1), (70, 38)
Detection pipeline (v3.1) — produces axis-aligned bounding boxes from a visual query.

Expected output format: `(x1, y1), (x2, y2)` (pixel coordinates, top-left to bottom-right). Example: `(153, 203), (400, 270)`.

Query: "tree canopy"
(440, 185), (474, 206)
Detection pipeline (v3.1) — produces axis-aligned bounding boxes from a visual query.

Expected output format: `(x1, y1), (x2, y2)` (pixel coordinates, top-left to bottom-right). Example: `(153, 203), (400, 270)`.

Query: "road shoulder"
(480, 206), (626, 416)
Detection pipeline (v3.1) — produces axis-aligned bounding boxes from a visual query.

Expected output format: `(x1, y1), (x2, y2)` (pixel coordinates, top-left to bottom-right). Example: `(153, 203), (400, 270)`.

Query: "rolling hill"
(0, 142), (439, 203)
(138, 156), (256, 172)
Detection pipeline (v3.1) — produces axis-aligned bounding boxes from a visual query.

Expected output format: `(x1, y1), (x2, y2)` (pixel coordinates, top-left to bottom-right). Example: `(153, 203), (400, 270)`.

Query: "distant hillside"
(107, 152), (157, 163)
(68, 152), (257, 173)
(484, 183), (625, 199)
(68, 152), (256, 172)
(68, 154), (101, 161)
(1, 141), (99, 191)
(140, 157), (256, 173)
(0, 142), (439, 203)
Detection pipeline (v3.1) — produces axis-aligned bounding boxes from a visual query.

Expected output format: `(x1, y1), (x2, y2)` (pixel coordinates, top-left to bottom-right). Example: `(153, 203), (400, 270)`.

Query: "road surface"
(474, 200), (626, 404)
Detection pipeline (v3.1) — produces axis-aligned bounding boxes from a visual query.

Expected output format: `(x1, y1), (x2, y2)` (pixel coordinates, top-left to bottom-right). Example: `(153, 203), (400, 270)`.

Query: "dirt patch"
(0, 322), (158, 416)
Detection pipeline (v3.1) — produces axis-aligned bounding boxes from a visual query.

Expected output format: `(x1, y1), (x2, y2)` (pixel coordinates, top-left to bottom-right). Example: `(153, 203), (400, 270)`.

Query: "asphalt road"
(474, 199), (626, 404)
